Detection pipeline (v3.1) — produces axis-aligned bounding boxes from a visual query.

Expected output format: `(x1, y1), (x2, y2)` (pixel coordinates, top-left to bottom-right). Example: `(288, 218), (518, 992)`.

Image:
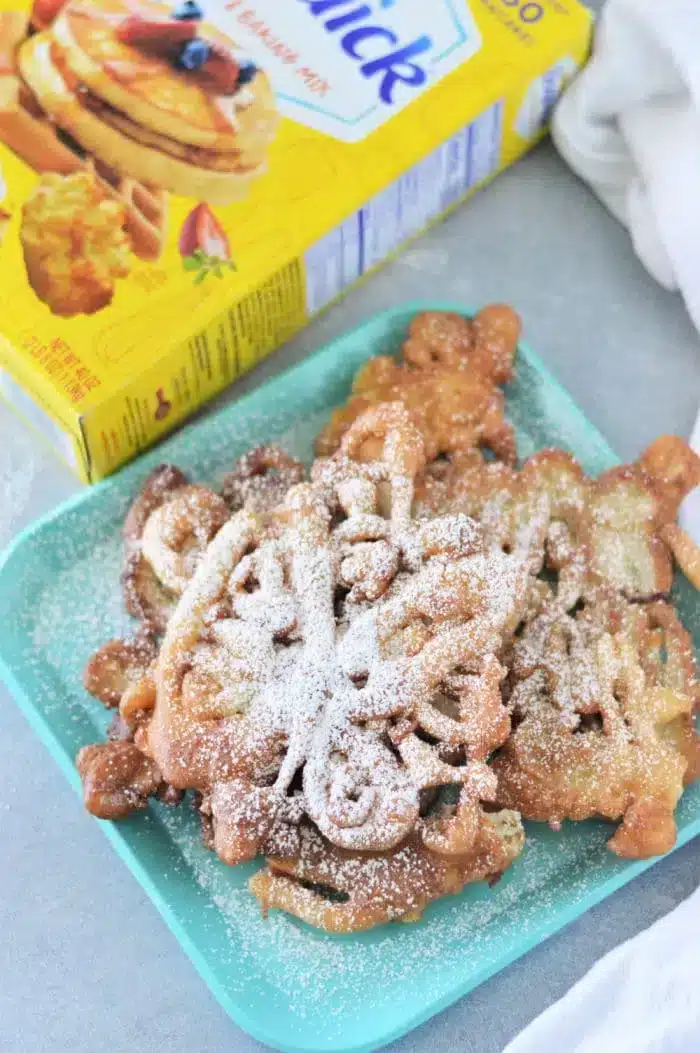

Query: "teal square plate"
(1, 304), (699, 1053)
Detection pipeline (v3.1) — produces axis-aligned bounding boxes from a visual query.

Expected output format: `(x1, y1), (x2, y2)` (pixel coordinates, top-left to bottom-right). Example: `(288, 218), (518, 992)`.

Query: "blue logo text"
(299, 1), (433, 105)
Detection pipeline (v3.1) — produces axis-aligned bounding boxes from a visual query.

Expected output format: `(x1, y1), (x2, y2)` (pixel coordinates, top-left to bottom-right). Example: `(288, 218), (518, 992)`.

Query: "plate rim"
(1, 301), (698, 1053)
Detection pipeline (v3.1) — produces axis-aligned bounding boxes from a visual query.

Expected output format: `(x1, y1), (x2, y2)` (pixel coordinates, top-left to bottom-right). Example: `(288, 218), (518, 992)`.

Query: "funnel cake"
(221, 445), (306, 514)
(315, 306), (520, 465)
(416, 437), (700, 857)
(74, 307), (700, 931)
(148, 406), (527, 875)
(121, 447), (305, 632)
(80, 402), (529, 929)
(122, 464), (230, 632)
(250, 812), (524, 934)
(494, 593), (700, 858)
(417, 436), (700, 604)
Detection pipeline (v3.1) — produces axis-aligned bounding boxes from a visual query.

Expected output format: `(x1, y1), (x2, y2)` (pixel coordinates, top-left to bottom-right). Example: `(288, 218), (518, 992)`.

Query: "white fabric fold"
(503, 883), (700, 1053)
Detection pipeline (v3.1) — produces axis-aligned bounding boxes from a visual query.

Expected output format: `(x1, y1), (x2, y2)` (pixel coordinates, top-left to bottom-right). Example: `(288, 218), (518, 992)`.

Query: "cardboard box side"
(81, 257), (307, 480)
(0, 341), (87, 476)
(79, 44), (592, 481)
(0, 332), (92, 476)
(0, 0), (593, 481)
(0, 0), (592, 407)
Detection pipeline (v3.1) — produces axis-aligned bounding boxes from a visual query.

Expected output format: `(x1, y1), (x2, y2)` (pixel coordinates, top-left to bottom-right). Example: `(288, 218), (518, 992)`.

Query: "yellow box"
(0, 0), (591, 481)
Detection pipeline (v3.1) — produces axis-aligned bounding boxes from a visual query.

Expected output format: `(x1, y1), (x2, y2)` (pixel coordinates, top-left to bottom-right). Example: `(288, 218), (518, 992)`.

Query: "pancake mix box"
(0, 0), (591, 481)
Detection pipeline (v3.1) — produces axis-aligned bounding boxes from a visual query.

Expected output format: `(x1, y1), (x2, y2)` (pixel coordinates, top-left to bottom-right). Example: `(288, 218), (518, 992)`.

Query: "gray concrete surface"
(3, 51), (700, 1053)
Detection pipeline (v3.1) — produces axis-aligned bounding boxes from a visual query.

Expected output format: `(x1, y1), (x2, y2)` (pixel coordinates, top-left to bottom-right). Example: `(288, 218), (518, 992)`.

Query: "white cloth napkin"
(503, 883), (700, 1053)
(551, 0), (700, 539)
(552, 0), (700, 318)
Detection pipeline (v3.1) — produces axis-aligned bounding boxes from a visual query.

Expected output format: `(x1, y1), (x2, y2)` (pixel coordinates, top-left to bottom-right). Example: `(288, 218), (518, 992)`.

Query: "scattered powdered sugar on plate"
(154, 798), (616, 1030)
(273, 408), (332, 463)
(5, 342), (700, 1043)
(23, 529), (133, 740)
(32, 535), (132, 674)
(34, 535), (130, 647)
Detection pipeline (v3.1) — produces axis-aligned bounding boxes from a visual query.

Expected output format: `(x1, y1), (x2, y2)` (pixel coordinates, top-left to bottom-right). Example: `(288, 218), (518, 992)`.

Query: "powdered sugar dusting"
(156, 431), (528, 872)
(6, 335), (700, 1044)
(154, 797), (620, 1032)
(31, 534), (132, 709)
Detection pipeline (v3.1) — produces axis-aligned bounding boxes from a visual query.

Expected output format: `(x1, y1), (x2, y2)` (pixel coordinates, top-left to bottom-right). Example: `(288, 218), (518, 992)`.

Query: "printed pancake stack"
(3, 0), (277, 207)
(0, 0), (276, 316)
(76, 306), (700, 932)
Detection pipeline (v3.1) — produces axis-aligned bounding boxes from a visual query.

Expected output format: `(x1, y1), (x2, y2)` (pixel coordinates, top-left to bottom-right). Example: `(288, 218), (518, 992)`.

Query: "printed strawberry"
(200, 41), (240, 96)
(31, 0), (68, 29)
(179, 202), (229, 258)
(179, 203), (235, 284)
(117, 14), (196, 51)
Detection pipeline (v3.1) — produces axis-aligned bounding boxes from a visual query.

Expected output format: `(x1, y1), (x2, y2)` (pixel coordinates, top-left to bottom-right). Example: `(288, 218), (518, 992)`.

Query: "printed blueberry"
(172, 0), (203, 20)
(177, 38), (211, 70)
(236, 58), (258, 87)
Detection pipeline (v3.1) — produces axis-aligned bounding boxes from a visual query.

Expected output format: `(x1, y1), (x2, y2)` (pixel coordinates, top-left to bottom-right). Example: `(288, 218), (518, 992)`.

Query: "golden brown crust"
(146, 404), (525, 884)
(417, 439), (700, 604)
(72, 307), (700, 931)
(315, 307), (519, 465)
(639, 435), (700, 522)
(83, 631), (157, 708)
(402, 305), (520, 384)
(123, 464), (190, 542)
(661, 524), (700, 590)
(493, 598), (700, 858)
(249, 812), (524, 933)
(221, 445), (305, 514)
(122, 465), (229, 632)
(316, 360), (515, 465)
(76, 741), (163, 819)
(471, 304), (522, 384)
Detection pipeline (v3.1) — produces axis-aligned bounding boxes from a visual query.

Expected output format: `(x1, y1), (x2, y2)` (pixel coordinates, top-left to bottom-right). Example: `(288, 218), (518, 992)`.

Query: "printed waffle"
(0, 11), (167, 261)
(75, 307), (700, 932)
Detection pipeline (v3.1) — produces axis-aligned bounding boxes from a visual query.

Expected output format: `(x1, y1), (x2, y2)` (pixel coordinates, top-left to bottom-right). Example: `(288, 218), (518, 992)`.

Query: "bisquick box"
(0, 0), (592, 481)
